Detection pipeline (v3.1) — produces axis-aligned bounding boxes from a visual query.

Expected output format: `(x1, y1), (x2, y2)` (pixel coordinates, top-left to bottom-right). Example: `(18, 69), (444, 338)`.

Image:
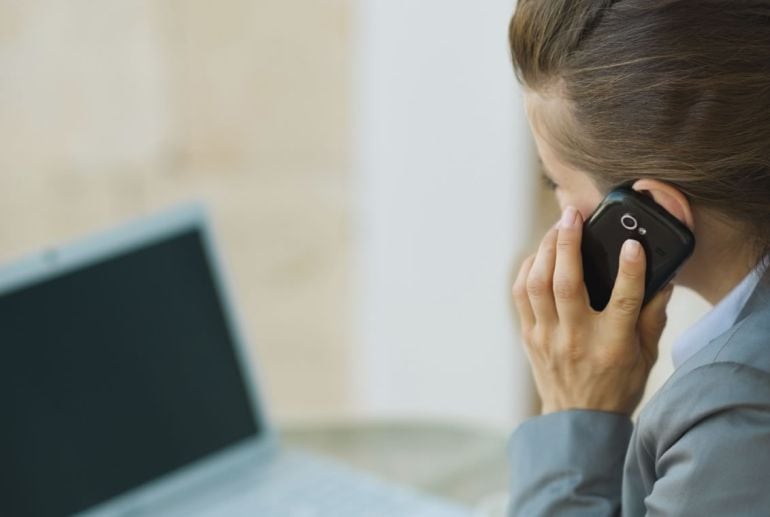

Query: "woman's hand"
(513, 207), (675, 416)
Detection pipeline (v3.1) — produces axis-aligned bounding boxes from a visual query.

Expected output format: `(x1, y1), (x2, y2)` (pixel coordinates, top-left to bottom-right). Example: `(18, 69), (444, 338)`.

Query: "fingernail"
(559, 206), (578, 229)
(622, 239), (642, 260)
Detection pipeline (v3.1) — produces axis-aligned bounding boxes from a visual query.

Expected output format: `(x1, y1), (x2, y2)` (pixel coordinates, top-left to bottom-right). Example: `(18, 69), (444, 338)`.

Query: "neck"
(682, 245), (759, 306)
(676, 211), (763, 306)
(694, 263), (755, 306)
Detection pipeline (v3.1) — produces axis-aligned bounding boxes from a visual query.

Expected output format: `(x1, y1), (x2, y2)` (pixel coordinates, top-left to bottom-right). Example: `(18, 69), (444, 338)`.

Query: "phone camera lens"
(621, 214), (638, 231)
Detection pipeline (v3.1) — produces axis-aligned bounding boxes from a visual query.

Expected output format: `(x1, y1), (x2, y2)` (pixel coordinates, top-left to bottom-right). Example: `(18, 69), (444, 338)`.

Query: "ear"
(632, 179), (695, 231)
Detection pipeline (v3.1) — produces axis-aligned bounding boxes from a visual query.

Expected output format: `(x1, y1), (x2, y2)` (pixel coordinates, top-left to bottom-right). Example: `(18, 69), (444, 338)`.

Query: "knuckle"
(559, 333), (585, 362)
(611, 295), (642, 316)
(564, 344), (585, 363)
(596, 348), (628, 369)
(553, 277), (580, 300)
(526, 274), (551, 297)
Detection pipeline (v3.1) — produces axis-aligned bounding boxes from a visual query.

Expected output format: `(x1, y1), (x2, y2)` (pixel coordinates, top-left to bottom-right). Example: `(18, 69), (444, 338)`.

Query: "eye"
(540, 172), (559, 191)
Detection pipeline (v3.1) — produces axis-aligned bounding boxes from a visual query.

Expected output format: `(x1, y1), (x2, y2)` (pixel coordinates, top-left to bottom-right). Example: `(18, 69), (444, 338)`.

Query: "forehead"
(524, 92), (570, 171)
(523, 91), (574, 171)
(524, 91), (602, 190)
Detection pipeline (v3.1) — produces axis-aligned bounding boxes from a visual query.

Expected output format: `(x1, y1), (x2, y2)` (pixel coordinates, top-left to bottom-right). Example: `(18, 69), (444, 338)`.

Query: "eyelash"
(540, 172), (558, 191)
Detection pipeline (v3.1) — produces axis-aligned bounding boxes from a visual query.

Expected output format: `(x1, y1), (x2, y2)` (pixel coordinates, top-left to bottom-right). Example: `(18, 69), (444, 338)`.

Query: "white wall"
(352, 0), (536, 428)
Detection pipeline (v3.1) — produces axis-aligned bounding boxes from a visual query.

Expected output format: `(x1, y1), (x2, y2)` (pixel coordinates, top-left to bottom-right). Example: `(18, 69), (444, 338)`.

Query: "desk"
(282, 420), (510, 514)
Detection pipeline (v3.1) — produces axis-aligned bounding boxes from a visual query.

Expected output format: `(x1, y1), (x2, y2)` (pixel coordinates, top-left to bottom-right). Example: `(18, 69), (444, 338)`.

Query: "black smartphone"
(581, 187), (695, 311)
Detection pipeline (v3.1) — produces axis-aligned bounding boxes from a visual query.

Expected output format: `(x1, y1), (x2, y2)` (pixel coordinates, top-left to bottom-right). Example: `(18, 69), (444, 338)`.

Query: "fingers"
(553, 207), (589, 325)
(526, 228), (559, 325)
(605, 239), (647, 336)
(637, 283), (675, 362)
(513, 255), (536, 332)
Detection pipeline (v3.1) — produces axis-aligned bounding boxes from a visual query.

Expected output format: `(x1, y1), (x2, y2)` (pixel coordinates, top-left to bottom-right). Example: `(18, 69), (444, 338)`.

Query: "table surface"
(281, 420), (511, 511)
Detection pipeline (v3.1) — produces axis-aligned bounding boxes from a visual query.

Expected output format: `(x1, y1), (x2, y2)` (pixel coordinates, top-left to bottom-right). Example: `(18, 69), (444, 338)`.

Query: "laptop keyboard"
(181, 450), (472, 517)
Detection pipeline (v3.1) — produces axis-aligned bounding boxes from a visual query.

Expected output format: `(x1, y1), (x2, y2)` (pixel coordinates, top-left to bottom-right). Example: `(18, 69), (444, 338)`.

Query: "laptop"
(0, 203), (472, 517)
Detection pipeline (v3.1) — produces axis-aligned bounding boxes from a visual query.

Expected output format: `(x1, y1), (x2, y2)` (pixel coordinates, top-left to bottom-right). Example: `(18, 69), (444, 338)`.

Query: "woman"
(507, 1), (770, 515)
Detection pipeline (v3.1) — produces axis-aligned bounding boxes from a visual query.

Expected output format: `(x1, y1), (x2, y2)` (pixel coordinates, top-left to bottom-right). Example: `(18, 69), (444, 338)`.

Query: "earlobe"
(632, 179), (695, 231)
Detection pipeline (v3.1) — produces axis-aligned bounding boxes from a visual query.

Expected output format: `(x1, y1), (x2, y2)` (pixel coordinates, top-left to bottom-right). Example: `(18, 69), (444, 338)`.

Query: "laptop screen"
(0, 228), (262, 517)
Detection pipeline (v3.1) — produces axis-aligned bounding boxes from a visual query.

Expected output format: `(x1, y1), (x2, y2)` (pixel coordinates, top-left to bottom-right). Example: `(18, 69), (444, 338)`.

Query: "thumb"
(637, 284), (675, 362)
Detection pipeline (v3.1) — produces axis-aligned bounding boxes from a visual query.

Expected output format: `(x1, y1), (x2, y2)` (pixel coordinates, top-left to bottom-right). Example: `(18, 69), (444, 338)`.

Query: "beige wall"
(0, 0), (352, 422)
(0, 0), (708, 426)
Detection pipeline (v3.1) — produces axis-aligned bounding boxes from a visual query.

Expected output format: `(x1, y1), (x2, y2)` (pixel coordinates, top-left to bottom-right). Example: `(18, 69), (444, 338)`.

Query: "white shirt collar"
(672, 263), (766, 368)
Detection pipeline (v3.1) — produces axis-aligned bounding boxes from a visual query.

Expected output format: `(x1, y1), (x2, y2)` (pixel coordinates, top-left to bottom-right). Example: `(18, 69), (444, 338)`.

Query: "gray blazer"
(508, 277), (770, 516)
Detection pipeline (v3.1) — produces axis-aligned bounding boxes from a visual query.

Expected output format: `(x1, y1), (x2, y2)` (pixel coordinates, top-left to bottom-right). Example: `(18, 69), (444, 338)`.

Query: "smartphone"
(581, 187), (695, 311)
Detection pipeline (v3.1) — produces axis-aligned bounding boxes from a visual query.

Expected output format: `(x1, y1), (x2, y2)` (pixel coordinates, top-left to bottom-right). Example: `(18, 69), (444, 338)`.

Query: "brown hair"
(509, 0), (770, 264)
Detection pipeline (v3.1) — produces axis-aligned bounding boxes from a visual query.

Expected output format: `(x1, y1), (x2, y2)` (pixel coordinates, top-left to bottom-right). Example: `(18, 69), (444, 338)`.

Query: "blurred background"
(0, 0), (709, 437)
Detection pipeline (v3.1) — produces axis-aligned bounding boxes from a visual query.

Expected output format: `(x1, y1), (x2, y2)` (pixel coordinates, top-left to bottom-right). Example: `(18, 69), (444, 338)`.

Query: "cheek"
(576, 202), (598, 222)
(581, 191), (605, 220)
(556, 192), (601, 221)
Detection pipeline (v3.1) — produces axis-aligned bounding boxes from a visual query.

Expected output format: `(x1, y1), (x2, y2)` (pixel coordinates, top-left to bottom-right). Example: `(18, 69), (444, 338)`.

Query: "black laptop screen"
(0, 229), (261, 517)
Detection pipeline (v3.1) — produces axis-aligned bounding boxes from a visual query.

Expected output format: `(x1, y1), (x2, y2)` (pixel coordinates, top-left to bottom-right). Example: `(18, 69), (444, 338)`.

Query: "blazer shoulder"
(638, 361), (770, 458)
(710, 305), (770, 371)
